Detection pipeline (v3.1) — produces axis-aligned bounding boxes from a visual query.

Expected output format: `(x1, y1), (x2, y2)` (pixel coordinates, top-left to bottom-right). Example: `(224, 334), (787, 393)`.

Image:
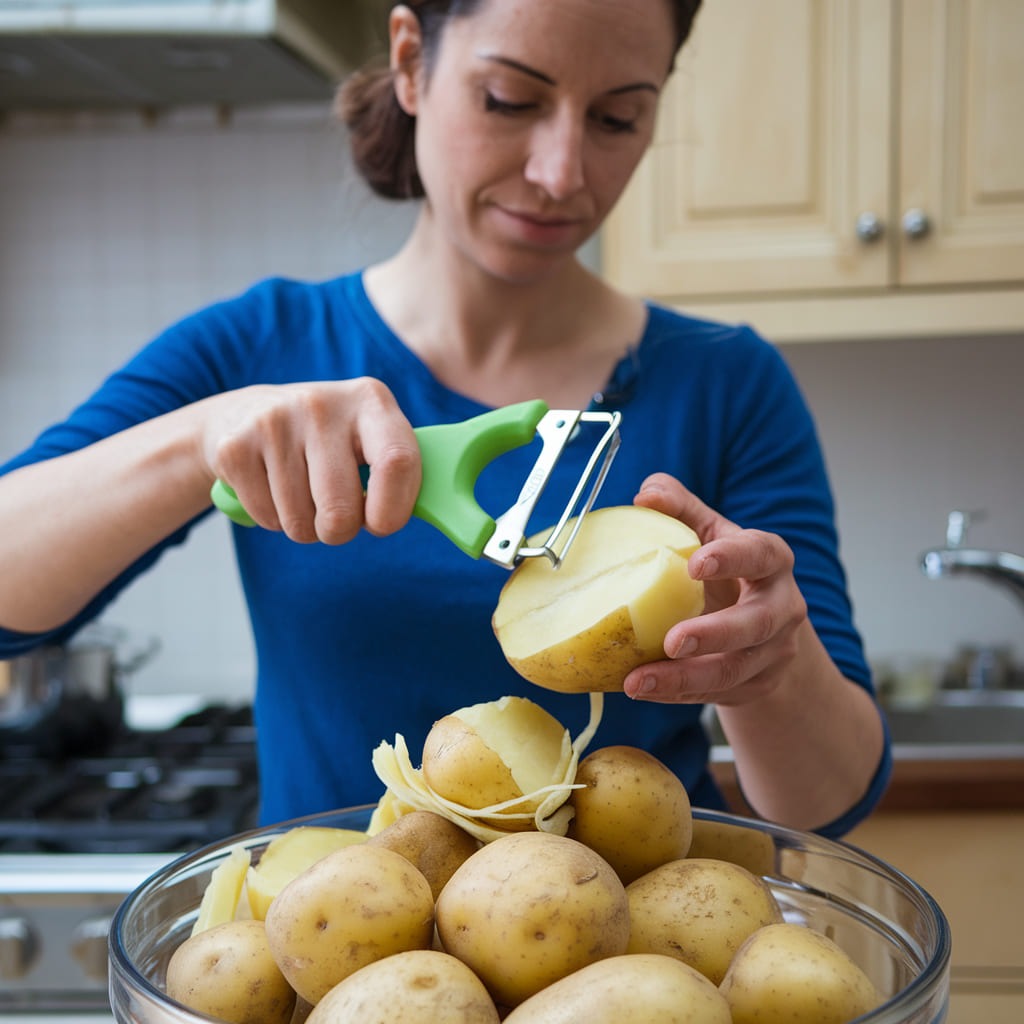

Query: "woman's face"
(397, 0), (677, 285)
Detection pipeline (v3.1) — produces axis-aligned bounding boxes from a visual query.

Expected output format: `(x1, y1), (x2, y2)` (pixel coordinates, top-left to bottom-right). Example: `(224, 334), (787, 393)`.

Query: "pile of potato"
(164, 698), (885, 1024)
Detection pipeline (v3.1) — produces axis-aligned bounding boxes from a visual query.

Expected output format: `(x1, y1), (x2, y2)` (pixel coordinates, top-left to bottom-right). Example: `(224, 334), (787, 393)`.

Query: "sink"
(705, 690), (1024, 761)
(882, 690), (1024, 749)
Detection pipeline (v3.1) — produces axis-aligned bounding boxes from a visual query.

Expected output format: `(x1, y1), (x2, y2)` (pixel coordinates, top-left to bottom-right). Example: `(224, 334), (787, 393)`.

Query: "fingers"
(618, 501), (806, 704)
(349, 388), (421, 540)
(624, 654), (787, 705)
(304, 381), (420, 544)
(208, 379), (421, 545)
(691, 528), (793, 585)
(625, 575), (805, 703)
(634, 472), (724, 540)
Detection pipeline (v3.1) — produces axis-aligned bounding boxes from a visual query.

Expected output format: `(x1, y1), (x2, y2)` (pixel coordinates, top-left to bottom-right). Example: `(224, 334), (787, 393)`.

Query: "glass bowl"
(109, 805), (951, 1023)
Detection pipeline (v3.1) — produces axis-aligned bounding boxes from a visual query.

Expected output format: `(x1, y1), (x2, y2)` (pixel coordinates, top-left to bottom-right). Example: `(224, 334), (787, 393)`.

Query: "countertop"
(709, 743), (1024, 815)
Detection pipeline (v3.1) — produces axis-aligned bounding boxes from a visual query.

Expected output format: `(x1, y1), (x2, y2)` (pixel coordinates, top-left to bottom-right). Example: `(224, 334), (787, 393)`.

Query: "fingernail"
(635, 675), (657, 696)
(695, 555), (718, 578)
(671, 635), (697, 658)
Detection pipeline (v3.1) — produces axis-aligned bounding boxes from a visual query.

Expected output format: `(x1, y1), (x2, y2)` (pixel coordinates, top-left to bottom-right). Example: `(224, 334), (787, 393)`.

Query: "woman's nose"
(524, 114), (586, 200)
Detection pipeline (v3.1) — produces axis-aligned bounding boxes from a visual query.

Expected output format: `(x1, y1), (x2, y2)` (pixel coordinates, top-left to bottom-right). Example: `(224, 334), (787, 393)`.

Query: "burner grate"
(0, 703), (260, 854)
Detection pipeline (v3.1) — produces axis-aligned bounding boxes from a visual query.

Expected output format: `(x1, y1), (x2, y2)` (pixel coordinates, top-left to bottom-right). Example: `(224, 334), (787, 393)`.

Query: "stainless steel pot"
(0, 624), (159, 757)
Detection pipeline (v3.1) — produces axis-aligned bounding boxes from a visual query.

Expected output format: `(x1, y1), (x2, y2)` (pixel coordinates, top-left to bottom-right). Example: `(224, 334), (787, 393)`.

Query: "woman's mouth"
(496, 206), (583, 247)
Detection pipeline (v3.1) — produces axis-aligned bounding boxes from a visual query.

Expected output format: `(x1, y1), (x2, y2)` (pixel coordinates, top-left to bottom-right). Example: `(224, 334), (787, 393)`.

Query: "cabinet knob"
(855, 212), (884, 243)
(902, 208), (931, 240)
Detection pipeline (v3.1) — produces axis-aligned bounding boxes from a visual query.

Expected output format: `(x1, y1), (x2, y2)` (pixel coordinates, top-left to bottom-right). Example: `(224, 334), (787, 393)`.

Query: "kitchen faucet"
(919, 510), (1024, 611)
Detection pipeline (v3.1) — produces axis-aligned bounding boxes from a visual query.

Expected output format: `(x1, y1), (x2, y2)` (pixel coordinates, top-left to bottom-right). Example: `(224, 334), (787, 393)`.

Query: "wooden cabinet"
(845, 811), (1024, 1024)
(601, 0), (1024, 340)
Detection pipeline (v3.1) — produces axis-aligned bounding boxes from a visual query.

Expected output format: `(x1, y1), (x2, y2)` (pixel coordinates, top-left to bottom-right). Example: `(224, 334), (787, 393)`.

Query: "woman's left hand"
(625, 472), (808, 705)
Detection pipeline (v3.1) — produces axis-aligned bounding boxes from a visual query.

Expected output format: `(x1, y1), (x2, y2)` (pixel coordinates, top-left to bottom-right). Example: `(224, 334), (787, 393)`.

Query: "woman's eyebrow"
(478, 53), (658, 95)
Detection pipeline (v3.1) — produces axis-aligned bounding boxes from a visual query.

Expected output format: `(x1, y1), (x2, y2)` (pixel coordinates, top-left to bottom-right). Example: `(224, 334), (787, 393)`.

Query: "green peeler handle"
(210, 399), (549, 559)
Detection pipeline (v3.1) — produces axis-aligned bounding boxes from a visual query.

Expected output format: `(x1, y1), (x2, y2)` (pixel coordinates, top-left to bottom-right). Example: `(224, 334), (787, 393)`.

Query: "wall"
(0, 105), (417, 699)
(781, 335), (1023, 678)
(1, 107), (1022, 701)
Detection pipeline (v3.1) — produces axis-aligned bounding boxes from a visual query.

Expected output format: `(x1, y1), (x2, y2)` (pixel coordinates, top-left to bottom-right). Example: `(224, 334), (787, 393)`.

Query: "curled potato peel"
(371, 693), (604, 843)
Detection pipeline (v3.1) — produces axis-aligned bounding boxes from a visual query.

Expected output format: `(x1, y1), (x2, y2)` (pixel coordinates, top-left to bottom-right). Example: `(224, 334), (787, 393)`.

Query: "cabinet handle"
(855, 212), (884, 243)
(902, 208), (931, 240)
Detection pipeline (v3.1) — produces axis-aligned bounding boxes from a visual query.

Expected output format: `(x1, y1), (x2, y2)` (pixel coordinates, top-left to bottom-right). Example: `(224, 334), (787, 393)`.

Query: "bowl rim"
(108, 805), (952, 1023)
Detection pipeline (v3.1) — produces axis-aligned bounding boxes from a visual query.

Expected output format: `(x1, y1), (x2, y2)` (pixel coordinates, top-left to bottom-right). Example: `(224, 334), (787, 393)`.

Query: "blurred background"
(1, 102), (1021, 700)
(0, 8), (1022, 1022)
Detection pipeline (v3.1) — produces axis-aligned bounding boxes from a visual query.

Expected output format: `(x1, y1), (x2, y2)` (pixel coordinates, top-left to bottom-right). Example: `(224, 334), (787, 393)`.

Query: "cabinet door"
(949, 971), (1024, 1024)
(846, 812), (1024, 971)
(602, 0), (892, 299)
(898, 0), (1024, 286)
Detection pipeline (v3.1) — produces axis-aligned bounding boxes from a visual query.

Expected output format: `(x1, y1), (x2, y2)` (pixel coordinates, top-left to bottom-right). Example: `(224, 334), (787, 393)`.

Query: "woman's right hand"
(202, 377), (423, 545)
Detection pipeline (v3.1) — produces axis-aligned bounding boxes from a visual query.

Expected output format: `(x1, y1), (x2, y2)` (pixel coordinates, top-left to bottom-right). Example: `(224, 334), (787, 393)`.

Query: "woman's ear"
(390, 5), (424, 116)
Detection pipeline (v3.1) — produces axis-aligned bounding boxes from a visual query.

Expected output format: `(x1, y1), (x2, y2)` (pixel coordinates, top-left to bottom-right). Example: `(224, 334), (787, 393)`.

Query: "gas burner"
(0, 702), (260, 855)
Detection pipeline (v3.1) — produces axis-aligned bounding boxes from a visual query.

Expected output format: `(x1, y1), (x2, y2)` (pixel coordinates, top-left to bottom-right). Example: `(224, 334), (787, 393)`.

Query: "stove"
(0, 701), (260, 1016)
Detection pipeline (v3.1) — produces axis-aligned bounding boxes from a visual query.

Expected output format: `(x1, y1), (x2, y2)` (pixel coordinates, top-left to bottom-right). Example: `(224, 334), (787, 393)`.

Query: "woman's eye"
(484, 93), (535, 115)
(594, 112), (638, 134)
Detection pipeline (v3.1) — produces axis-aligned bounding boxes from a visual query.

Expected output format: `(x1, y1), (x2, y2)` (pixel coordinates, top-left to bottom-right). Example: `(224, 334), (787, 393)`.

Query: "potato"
(493, 505), (704, 692)
(166, 918), (295, 1024)
(626, 857), (782, 984)
(305, 950), (500, 1024)
(247, 826), (368, 920)
(568, 745), (693, 884)
(366, 810), (480, 900)
(686, 817), (776, 877)
(264, 844), (434, 1004)
(373, 693), (604, 842)
(421, 696), (572, 821)
(435, 831), (630, 1007)
(191, 844), (251, 935)
(720, 922), (883, 1024)
(502, 954), (732, 1024)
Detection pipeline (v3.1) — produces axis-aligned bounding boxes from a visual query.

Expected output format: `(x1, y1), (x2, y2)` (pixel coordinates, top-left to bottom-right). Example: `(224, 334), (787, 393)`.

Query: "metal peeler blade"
(481, 408), (621, 569)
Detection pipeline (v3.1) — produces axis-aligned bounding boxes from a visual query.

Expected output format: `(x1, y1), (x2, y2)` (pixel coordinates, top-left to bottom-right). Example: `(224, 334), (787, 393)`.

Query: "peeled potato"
(719, 922), (883, 1024)
(492, 505), (703, 692)
(191, 845), (251, 935)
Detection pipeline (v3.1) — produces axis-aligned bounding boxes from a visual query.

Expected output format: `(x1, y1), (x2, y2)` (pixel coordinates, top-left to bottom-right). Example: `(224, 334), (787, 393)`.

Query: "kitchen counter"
(709, 743), (1024, 815)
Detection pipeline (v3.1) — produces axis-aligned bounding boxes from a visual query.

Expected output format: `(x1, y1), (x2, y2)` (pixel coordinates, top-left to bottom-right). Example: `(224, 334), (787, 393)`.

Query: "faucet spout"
(920, 547), (1024, 610)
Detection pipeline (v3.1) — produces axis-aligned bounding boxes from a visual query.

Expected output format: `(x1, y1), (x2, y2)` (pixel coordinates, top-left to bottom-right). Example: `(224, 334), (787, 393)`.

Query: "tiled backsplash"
(1, 106), (1022, 699)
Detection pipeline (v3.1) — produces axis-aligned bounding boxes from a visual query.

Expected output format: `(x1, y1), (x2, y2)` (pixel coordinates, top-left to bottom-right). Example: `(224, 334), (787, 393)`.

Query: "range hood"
(0, 0), (393, 109)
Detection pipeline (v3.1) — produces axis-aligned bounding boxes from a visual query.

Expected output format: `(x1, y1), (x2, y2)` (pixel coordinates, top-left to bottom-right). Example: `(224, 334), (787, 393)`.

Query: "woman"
(0, 0), (889, 835)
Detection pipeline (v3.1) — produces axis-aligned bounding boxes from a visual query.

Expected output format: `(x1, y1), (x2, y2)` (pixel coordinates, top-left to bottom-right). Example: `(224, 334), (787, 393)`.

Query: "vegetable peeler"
(210, 399), (622, 569)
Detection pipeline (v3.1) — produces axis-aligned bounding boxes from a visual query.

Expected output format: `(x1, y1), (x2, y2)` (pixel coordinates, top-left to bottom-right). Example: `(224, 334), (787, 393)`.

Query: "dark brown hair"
(335, 0), (703, 200)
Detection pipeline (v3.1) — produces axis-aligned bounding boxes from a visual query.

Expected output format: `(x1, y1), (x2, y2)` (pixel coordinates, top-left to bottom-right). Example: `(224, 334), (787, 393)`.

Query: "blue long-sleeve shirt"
(0, 272), (891, 834)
